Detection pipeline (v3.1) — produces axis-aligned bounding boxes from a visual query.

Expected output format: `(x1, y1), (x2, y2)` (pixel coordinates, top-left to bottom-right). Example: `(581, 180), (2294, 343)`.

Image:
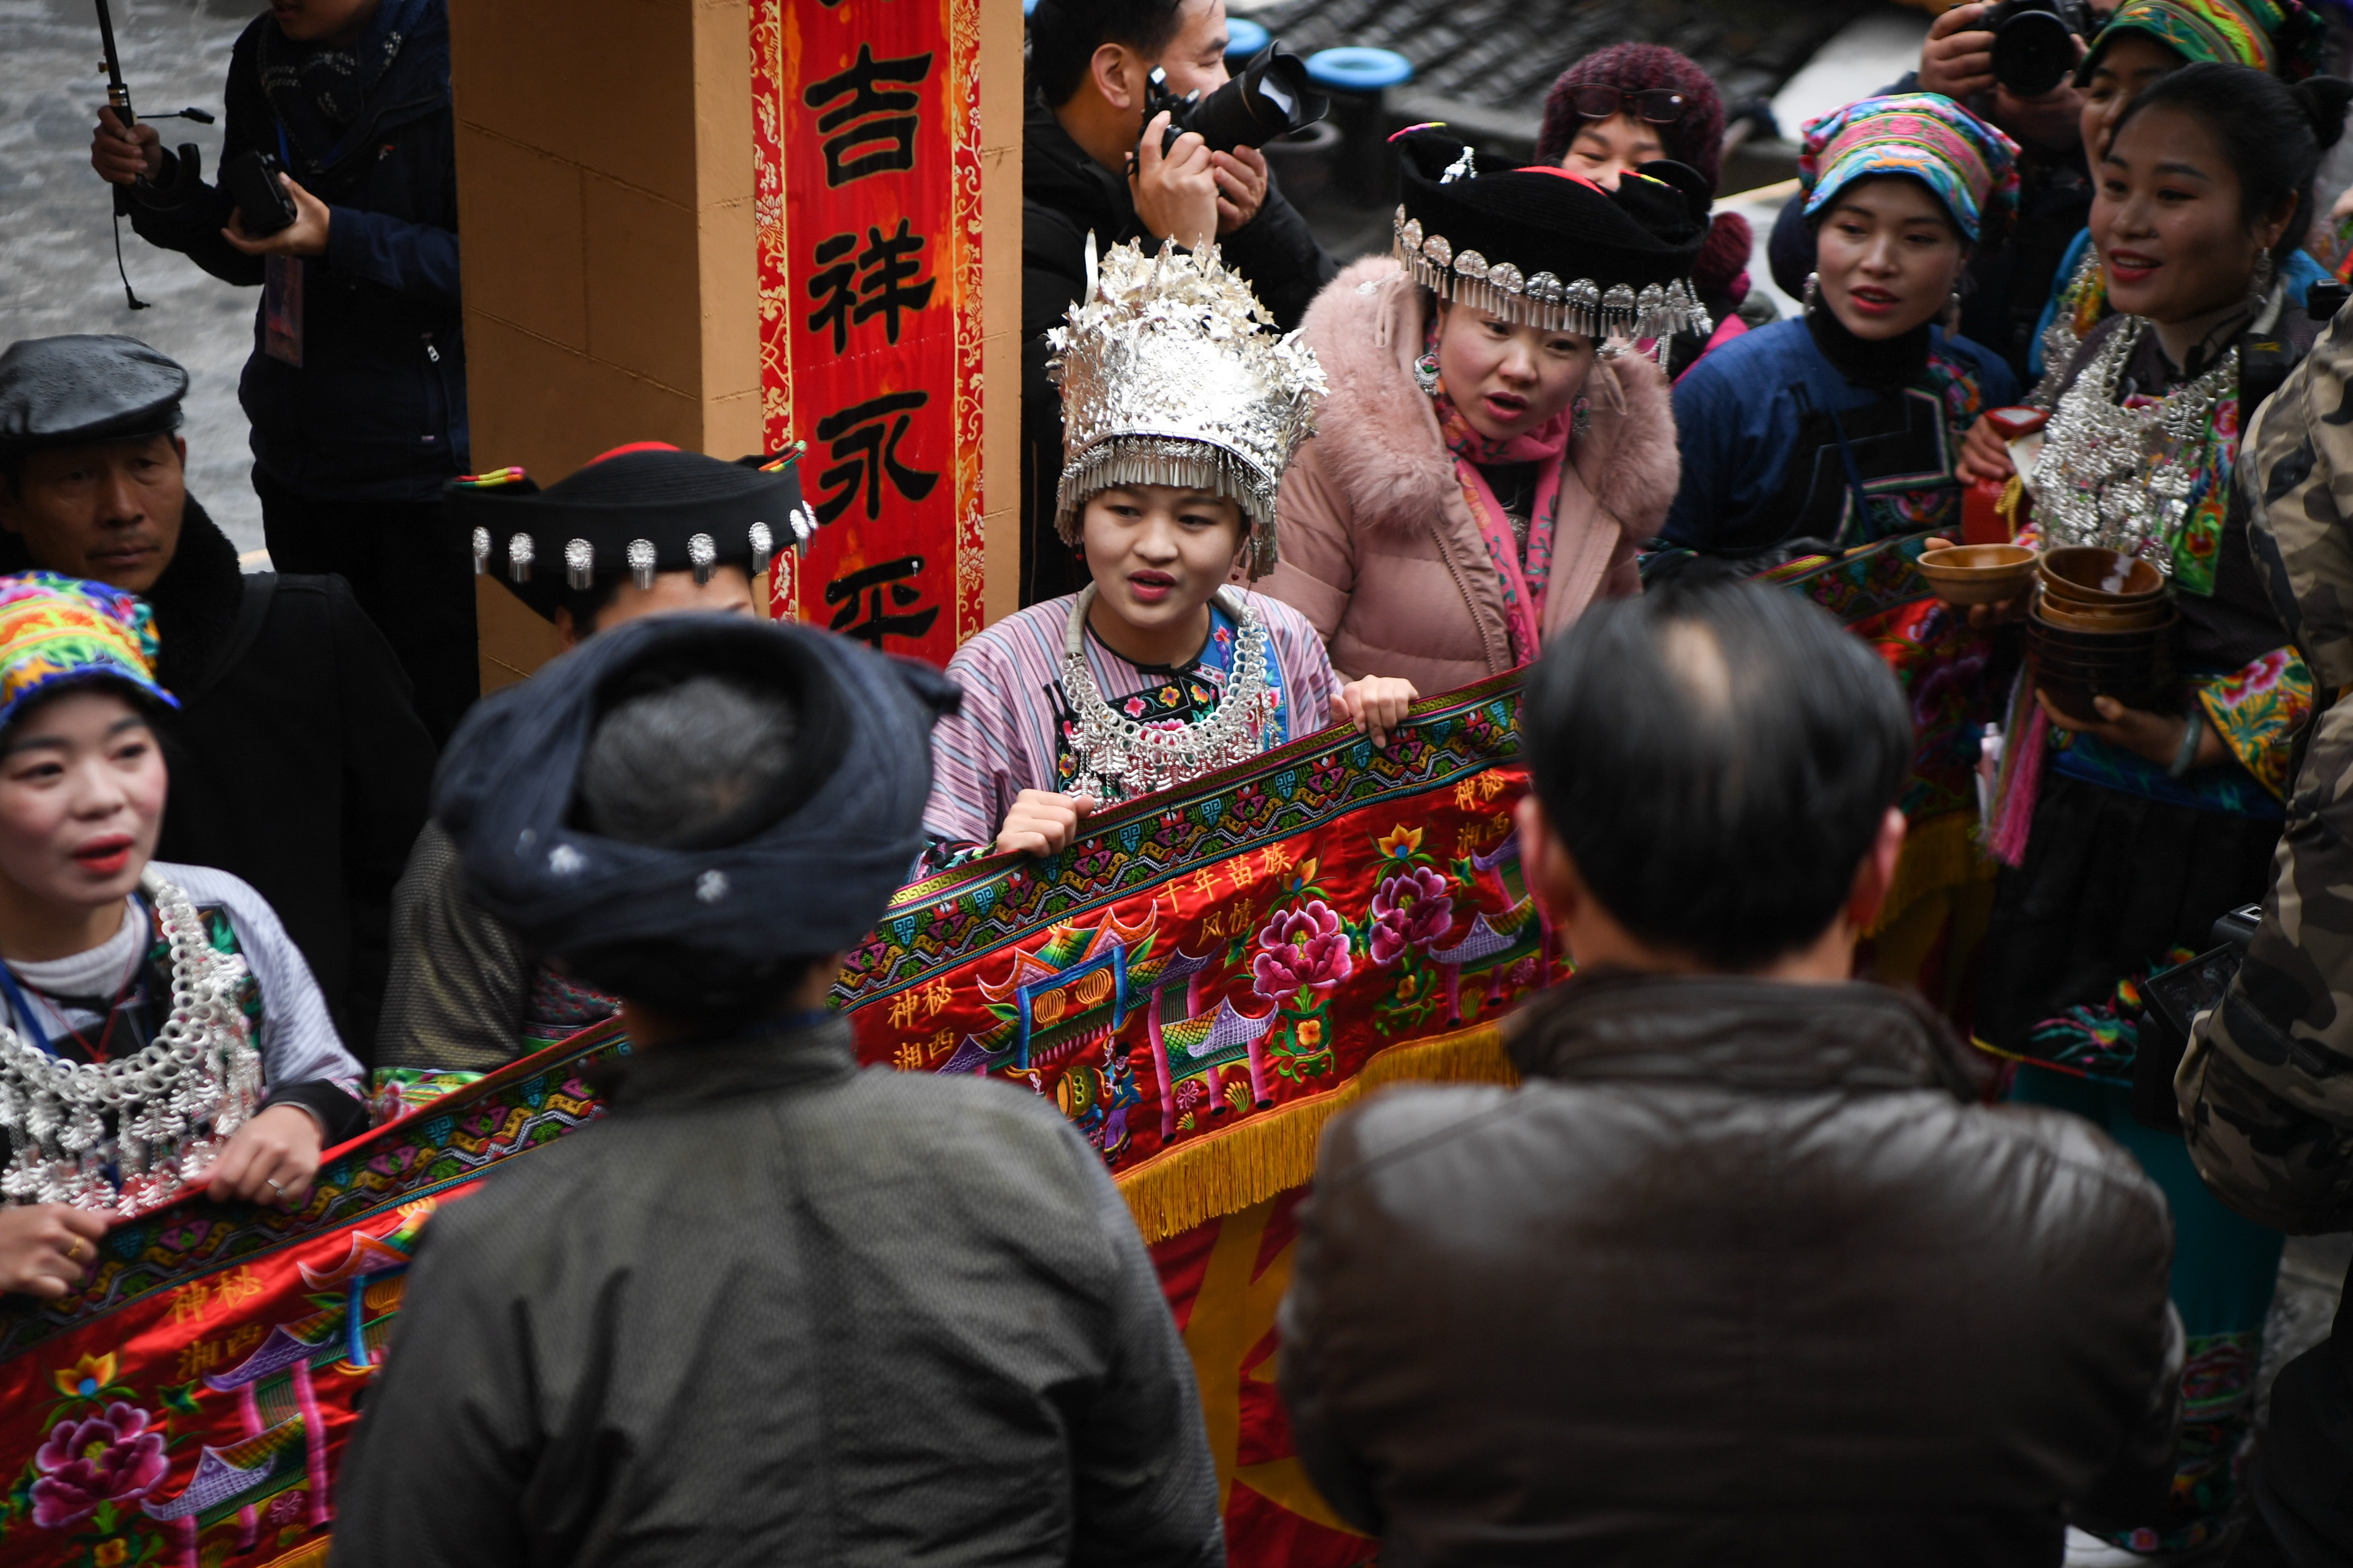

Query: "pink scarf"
(1429, 375), (1572, 667)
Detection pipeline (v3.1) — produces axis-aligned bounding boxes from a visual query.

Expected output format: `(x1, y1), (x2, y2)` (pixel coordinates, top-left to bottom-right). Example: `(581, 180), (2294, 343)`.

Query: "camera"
(1142, 41), (1328, 157)
(1986, 0), (2095, 98)
(221, 149), (298, 237)
(2133, 903), (2262, 1133)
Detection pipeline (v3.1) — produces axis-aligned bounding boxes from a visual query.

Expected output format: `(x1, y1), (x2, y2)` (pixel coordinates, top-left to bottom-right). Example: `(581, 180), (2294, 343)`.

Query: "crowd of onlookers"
(11, 0), (2353, 1562)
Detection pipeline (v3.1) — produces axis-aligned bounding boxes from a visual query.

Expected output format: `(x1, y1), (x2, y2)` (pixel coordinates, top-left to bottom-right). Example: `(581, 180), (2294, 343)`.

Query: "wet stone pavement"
(2, 0), (270, 553)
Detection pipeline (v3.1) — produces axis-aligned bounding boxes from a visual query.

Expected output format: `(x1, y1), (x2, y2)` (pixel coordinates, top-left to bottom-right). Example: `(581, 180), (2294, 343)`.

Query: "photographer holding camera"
(87, 0), (477, 747)
(1767, 1), (2111, 386)
(1021, 0), (1337, 606)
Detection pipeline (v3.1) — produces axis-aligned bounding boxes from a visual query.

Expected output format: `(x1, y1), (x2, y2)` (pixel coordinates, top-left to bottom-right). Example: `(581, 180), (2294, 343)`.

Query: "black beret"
(0, 336), (188, 454)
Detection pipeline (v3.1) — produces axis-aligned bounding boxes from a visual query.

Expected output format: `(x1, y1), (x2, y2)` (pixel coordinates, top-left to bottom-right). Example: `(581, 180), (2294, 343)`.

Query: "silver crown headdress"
(1047, 239), (1326, 581)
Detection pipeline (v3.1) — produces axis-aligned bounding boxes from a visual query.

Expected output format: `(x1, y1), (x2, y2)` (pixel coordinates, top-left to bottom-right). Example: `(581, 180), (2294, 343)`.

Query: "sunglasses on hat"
(1571, 85), (1688, 124)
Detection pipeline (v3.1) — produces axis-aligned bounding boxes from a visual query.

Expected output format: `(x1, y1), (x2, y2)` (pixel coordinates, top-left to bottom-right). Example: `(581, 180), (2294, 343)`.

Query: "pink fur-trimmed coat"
(1260, 257), (1680, 694)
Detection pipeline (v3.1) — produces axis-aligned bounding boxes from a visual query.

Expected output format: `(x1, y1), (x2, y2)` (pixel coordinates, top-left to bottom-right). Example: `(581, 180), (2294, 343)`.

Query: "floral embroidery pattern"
(2194, 645), (2315, 800)
(30, 1402), (167, 1530)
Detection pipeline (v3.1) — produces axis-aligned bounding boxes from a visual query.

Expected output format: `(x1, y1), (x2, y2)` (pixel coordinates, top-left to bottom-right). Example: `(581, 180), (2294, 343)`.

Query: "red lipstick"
(71, 835), (132, 878)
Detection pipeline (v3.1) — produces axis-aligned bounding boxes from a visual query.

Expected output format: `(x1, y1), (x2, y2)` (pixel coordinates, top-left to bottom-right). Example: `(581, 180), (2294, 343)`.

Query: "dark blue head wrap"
(434, 613), (957, 1012)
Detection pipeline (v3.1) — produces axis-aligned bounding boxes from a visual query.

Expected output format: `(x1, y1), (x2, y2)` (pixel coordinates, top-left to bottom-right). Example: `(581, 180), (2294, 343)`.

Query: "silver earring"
(1412, 348), (1441, 396)
(1802, 272), (1821, 313)
(2249, 251), (2277, 310)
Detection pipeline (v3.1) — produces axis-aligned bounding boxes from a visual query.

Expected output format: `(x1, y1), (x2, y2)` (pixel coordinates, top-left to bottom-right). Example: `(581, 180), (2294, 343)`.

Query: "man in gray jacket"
(331, 613), (1222, 1567)
(1279, 581), (2182, 1566)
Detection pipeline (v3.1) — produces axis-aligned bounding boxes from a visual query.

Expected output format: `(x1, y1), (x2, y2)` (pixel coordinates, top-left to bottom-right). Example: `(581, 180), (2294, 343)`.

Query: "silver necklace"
(2033, 315), (2236, 573)
(0, 868), (261, 1216)
(1060, 584), (1279, 801)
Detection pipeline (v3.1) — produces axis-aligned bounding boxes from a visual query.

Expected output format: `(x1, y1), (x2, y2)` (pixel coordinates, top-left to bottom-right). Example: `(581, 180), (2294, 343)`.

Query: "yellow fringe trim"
(1115, 1024), (1517, 1243)
(1865, 810), (1995, 940)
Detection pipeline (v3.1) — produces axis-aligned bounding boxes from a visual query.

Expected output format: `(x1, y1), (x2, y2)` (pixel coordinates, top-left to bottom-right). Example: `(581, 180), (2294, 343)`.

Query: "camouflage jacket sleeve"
(2178, 310), (2353, 1232)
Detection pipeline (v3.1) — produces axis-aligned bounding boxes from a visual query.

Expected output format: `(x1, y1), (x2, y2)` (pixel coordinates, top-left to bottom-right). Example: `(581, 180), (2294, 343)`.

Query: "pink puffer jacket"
(1259, 257), (1681, 694)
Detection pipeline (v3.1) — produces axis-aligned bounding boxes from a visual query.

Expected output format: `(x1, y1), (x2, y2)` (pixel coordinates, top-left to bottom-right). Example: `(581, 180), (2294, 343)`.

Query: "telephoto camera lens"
(1154, 42), (1330, 155)
(1989, 0), (2080, 98)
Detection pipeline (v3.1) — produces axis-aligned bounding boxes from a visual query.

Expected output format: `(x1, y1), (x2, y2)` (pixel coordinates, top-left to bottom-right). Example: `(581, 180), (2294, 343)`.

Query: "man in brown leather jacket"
(1279, 581), (2182, 1567)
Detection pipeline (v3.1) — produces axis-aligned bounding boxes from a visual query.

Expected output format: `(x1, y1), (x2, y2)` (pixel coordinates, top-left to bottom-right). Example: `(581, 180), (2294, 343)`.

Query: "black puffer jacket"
(1279, 974), (2182, 1567)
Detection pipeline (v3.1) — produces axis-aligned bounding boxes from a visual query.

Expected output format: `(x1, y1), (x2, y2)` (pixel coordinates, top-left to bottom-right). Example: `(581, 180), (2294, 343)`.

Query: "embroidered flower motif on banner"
(1370, 868), (1454, 964)
(1253, 901), (1353, 996)
(30, 1403), (168, 1528)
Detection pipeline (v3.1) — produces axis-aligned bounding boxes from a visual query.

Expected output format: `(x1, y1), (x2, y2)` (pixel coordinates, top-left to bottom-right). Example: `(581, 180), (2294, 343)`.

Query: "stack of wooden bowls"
(2027, 546), (2174, 720)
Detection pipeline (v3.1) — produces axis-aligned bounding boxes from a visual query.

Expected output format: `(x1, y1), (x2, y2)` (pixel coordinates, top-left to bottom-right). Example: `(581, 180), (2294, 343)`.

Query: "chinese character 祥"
(806, 220), (935, 353)
(803, 44), (934, 185)
(825, 556), (940, 650)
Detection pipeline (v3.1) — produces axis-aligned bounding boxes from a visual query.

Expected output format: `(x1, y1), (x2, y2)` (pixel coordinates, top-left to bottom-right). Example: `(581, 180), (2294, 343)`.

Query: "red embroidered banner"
(0, 1024), (627, 1568)
(750, 0), (984, 664)
(843, 670), (1554, 1563)
(0, 674), (1544, 1568)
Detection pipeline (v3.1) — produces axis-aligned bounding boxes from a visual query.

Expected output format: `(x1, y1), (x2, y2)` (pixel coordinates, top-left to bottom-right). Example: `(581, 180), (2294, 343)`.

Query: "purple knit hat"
(1537, 44), (1728, 192)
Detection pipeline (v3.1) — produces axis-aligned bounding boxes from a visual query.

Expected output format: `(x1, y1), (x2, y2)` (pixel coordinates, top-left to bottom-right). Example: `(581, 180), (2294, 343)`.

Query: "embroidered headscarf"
(2078, 0), (2325, 82)
(1800, 93), (2022, 247)
(0, 573), (177, 734)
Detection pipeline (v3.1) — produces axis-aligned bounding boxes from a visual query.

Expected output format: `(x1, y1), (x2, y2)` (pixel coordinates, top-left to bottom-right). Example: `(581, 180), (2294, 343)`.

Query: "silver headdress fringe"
(1047, 239), (1326, 581)
(1392, 208), (1712, 345)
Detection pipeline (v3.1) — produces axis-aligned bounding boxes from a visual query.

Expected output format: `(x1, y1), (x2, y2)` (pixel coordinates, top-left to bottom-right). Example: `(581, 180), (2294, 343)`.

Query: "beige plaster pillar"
(449, 0), (1021, 688)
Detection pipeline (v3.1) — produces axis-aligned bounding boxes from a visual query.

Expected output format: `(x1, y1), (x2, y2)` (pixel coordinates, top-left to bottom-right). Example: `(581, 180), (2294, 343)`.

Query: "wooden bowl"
(2027, 600), (2177, 646)
(1916, 544), (2035, 606)
(2031, 593), (2175, 633)
(2038, 546), (2166, 605)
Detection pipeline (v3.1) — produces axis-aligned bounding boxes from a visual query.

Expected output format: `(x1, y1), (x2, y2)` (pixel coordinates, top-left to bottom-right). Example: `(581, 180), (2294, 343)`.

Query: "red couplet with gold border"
(750, 0), (984, 663)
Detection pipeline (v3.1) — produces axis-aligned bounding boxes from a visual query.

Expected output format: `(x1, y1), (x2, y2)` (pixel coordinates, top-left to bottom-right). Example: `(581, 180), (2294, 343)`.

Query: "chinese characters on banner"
(751, 0), (984, 664)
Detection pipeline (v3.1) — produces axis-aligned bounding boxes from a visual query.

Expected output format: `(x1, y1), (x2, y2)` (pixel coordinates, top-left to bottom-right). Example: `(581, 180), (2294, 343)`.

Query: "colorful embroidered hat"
(0, 573), (176, 734)
(1800, 93), (2022, 247)
(443, 444), (816, 620)
(2078, 0), (2325, 83)
(1047, 239), (1326, 580)
(1392, 131), (1715, 341)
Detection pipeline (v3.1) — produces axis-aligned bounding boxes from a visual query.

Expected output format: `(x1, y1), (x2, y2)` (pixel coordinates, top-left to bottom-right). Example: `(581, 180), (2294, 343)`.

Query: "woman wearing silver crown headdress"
(1259, 132), (1703, 698)
(0, 575), (363, 1299)
(920, 241), (1417, 868)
